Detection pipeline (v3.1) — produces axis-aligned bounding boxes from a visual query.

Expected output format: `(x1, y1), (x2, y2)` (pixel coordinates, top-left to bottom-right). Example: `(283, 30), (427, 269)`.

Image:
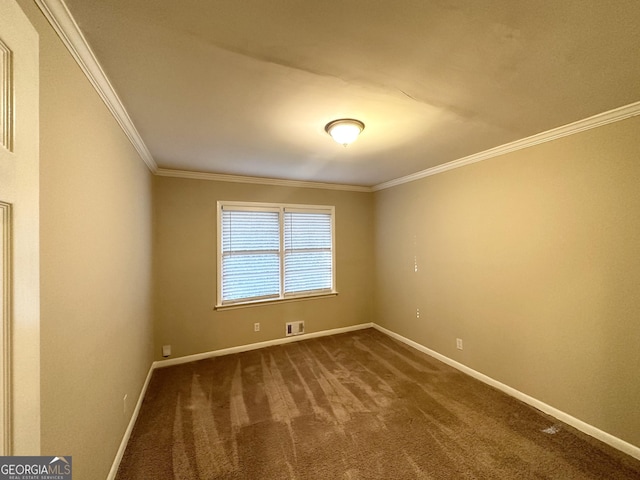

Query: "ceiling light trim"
(156, 168), (373, 192)
(373, 100), (640, 191)
(325, 119), (365, 146)
(35, 0), (157, 173)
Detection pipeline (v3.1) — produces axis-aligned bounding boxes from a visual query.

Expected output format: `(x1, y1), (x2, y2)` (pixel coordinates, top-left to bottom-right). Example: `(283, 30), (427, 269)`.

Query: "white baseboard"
(154, 322), (373, 369)
(106, 364), (155, 480)
(372, 323), (640, 461)
(108, 322), (372, 476)
(109, 321), (639, 477)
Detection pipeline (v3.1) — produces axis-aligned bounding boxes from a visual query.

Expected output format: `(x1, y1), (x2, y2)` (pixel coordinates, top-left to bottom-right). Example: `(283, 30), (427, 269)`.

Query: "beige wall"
(153, 177), (374, 359)
(18, 1), (155, 479)
(12, 2), (640, 472)
(374, 116), (640, 448)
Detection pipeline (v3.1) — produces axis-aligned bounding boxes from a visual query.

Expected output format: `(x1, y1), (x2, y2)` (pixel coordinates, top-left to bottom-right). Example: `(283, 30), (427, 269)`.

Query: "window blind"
(218, 202), (335, 306)
(221, 209), (280, 303)
(284, 210), (333, 295)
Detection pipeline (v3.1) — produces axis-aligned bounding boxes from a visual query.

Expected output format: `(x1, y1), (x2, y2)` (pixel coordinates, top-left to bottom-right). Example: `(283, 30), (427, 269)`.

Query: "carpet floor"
(116, 328), (640, 479)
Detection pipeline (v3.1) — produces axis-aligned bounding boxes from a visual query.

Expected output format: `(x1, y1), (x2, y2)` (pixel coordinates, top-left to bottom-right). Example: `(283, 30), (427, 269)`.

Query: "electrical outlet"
(162, 344), (171, 357)
(254, 322), (260, 332)
(456, 338), (463, 350)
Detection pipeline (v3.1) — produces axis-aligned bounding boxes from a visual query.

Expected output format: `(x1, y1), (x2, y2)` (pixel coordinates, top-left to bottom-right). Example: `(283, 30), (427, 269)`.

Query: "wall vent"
(286, 321), (305, 337)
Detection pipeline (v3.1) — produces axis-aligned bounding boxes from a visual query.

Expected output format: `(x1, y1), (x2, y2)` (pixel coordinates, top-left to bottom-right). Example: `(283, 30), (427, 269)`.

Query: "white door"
(0, 0), (39, 455)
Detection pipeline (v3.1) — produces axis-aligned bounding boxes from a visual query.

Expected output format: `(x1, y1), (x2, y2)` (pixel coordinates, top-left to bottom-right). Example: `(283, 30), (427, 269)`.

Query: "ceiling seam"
(371, 100), (640, 191)
(37, 0), (640, 192)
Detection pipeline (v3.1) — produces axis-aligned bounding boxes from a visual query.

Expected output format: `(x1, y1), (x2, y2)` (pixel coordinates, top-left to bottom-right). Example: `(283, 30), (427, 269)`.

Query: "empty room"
(2, 0), (640, 479)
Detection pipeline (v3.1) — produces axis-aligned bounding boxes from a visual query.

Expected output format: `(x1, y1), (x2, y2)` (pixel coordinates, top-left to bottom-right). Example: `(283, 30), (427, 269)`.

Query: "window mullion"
(279, 207), (285, 299)
(217, 201), (335, 308)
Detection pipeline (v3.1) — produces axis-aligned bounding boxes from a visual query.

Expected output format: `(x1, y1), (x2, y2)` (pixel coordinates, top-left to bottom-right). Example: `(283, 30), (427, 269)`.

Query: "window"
(217, 201), (336, 307)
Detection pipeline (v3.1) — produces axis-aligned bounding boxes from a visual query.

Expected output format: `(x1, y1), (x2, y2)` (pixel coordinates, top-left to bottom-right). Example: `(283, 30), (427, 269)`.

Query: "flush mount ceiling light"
(324, 118), (365, 146)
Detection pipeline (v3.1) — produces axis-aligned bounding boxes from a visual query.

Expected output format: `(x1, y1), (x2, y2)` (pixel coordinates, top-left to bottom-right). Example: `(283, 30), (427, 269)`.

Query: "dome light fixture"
(324, 118), (365, 146)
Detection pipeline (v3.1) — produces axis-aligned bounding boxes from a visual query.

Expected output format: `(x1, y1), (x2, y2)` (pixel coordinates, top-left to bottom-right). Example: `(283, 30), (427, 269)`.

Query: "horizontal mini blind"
(284, 209), (333, 295)
(221, 208), (280, 303)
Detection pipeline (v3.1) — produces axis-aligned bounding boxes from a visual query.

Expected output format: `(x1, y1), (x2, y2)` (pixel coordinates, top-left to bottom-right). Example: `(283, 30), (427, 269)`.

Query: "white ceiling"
(63, 0), (640, 187)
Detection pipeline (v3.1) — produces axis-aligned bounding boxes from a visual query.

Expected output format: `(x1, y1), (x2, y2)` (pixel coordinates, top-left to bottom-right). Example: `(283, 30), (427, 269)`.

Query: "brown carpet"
(116, 328), (640, 479)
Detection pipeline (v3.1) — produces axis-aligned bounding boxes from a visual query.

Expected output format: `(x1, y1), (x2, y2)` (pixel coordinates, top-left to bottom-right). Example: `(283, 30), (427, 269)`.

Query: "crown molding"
(155, 168), (373, 192)
(373, 101), (640, 191)
(34, 0), (640, 192)
(35, 0), (157, 173)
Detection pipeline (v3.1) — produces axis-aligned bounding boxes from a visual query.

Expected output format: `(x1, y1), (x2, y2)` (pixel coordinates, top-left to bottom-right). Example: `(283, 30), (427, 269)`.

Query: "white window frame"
(216, 201), (337, 308)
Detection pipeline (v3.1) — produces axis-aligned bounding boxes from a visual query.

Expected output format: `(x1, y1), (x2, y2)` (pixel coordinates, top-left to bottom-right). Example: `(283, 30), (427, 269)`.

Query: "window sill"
(215, 291), (338, 311)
